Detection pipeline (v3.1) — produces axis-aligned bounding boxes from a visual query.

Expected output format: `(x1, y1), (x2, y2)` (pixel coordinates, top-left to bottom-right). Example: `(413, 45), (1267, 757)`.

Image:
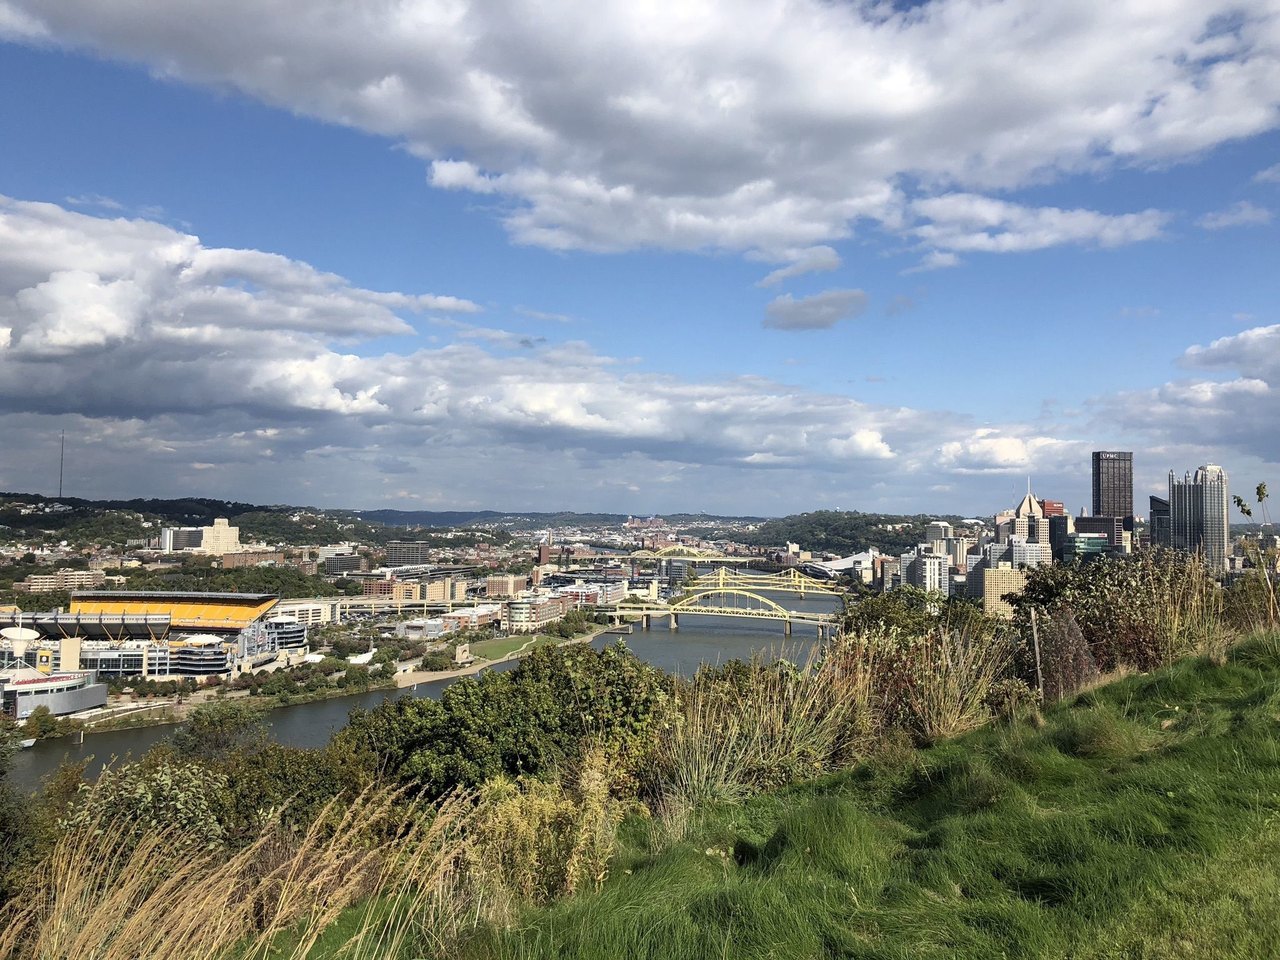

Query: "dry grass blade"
(0, 782), (476, 960)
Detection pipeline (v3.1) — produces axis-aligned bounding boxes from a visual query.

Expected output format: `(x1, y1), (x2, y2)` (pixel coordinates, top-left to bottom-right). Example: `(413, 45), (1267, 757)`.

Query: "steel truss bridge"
(629, 546), (755, 564)
(689, 566), (846, 598)
(600, 586), (843, 639)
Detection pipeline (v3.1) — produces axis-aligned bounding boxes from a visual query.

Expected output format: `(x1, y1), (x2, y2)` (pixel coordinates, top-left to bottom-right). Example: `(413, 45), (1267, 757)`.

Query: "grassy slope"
(461, 639), (1280, 960)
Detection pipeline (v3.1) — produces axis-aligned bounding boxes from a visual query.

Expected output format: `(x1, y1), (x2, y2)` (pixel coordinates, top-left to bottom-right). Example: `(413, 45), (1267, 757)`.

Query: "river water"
(8, 590), (841, 792)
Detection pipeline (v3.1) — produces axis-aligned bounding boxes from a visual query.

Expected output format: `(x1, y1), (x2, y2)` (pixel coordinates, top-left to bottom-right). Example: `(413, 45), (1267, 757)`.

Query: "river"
(7, 589), (842, 792)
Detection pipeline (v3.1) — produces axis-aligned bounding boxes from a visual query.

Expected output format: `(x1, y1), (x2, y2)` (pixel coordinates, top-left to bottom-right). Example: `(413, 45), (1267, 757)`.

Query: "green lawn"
(460, 636), (1280, 959)
(468, 634), (557, 661)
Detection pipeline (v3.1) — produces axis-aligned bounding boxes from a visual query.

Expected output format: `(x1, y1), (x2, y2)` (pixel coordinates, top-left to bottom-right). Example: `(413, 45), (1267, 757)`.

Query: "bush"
(61, 755), (234, 851)
(340, 643), (668, 799)
(419, 651), (454, 671)
(1011, 550), (1220, 672)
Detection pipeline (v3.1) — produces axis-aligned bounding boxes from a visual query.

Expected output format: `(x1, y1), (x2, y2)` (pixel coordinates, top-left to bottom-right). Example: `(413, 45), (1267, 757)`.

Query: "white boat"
(18, 738), (36, 749)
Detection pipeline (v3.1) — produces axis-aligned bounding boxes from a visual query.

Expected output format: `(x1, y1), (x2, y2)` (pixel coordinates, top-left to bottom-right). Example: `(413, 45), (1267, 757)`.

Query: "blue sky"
(0, 1), (1278, 518)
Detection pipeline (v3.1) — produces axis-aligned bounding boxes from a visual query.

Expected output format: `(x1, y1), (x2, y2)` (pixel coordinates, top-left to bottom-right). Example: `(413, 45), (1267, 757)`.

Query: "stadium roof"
(0, 610), (171, 643)
(69, 591), (278, 633)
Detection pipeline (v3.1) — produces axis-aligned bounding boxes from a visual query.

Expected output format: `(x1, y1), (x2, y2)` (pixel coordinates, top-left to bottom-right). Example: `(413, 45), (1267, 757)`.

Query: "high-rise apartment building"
(1091, 451), (1133, 519)
(1168, 464), (1230, 572)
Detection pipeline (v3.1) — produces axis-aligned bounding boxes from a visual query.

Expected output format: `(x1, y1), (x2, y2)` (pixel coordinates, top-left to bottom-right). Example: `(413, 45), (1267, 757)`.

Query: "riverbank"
(37, 623), (621, 740)
(392, 622), (616, 688)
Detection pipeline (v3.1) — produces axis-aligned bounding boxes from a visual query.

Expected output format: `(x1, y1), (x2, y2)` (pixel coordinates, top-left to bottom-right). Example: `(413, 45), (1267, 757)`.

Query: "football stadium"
(0, 591), (302, 680)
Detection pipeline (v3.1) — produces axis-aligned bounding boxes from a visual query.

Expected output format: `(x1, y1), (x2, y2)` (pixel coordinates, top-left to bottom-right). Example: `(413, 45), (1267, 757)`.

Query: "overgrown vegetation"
(4, 549), (1280, 958)
(466, 636), (1280, 959)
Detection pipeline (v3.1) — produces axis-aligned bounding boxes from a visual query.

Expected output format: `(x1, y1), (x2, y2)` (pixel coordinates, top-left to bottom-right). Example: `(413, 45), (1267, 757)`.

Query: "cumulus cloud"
(2, 0), (1276, 259)
(0, 196), (1138, 513)
(763, 288), (868, 330)
(937, 429), (1083, 476)
(0, 196), (1271, 513)
(0, 197), (988, 511)
(1197, 200), (1273, 229)
(1098, 324), (1280, 465)
(1255, 162), (1280, 183)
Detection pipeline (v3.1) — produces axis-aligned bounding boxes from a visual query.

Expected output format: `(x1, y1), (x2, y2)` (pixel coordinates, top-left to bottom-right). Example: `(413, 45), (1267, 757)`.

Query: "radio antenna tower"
(58, 430), (65, 499)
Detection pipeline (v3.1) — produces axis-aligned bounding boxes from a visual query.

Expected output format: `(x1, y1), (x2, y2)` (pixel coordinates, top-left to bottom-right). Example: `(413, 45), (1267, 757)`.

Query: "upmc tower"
(1092, 451), (1134, 519)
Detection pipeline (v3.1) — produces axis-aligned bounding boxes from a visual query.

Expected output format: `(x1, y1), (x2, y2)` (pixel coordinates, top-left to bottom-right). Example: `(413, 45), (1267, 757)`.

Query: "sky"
(0, 0), (1278, 519)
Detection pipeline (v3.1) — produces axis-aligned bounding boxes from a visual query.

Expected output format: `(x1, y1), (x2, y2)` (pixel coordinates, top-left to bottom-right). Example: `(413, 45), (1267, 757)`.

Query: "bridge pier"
(784, 619), (792, 637)
(669, 613), (679, 631)
(641, 614), (651, 631)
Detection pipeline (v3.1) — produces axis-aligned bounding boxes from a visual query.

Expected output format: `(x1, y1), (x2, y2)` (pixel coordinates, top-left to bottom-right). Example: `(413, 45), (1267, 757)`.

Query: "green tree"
(340, 643), (668, 798)
(171, 701), (269, 763)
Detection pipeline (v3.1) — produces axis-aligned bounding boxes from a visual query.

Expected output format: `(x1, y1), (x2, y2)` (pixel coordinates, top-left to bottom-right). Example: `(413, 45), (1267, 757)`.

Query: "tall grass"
(0, 786), (474, 960)
(653, 622), (1017, 815)
(654, 649), (873, 811)
(458, 746), (623, 924)
(897, 626), (1015, 742)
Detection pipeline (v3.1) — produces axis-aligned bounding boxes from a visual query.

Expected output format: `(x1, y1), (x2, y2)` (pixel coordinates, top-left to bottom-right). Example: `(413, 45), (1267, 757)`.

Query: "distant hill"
(343, 509), (766, 530)
(742, 509), (974, 555)
(0, 492), (275, 525)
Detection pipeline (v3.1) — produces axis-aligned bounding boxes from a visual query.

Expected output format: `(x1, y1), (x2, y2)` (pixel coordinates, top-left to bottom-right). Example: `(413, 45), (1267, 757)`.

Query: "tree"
(1233, 482), (1278, 628)
(171, 701), (268, 763)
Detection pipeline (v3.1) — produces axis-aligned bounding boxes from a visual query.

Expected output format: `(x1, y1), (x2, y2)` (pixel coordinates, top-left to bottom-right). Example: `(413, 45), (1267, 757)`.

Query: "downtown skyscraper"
(1168, 464), (1230, 572)
(1091, 451), (1133, 519)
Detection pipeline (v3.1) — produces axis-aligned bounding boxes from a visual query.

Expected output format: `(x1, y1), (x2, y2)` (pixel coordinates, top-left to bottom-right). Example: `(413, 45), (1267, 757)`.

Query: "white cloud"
(0, 198), (977, 511)
(904, 250), (961, 273)
(1197, 200), (1273, 229)
(515, 306), (573, 324)
(912, 194), (1170, 253)
(3, 0), (1276, 259)
(1098, 323), (1280, 465)
(0, 196), (479, 363)
(0, 196), (1273, 514)
(1120, 305), (1162, 318)
(756, 246), (841, 287)
(1254, 162), (1280, 183)
(937, 429), (1081, 476)
(763, 288), (867, 330)
(64, 194), (125, 211)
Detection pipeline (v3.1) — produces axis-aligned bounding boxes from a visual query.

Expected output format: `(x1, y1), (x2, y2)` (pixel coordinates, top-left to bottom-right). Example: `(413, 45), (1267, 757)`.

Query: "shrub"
(1012, 550), (1221, 672)
(340, 643), (669, 798)
(61, 755), (234, 851)
(1035, 606), (1100, 703)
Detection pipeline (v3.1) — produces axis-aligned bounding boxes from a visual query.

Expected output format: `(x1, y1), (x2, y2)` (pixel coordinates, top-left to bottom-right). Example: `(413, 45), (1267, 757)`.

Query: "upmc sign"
(1099, 452), (1124, 460)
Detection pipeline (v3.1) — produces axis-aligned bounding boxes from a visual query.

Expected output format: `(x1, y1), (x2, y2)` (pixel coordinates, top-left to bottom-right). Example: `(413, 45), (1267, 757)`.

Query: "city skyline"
(0, 2), (1277, 515)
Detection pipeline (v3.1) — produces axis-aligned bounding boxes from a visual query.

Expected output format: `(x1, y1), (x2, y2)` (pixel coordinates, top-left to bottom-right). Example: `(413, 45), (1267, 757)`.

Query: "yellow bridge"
(689, 566), (845, 598)
(600, 585), (843, 639)
(629, 546), (754, 564)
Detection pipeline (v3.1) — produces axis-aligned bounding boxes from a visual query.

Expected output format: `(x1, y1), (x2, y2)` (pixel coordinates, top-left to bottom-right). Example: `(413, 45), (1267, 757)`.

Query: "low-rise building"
(273, 599), (336, 625)
(442, 604), (503, 632)
(485, 574), (525, 598)
(0, 665), (107, 720)
(362, 578), (422, 601)
(12, 569), (107, 593)
(503, 595), (572, 633)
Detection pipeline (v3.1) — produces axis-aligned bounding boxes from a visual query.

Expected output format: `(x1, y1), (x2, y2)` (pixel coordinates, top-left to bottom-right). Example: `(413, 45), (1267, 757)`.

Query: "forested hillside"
(743, 509), (973, 554)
